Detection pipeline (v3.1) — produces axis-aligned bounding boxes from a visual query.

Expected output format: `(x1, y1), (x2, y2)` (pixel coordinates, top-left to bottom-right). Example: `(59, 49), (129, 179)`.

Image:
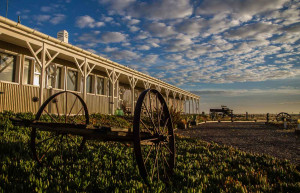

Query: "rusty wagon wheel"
(276, 112), (291, 122)
(133, 89), (175, 184)
(31, 91), (89, 165)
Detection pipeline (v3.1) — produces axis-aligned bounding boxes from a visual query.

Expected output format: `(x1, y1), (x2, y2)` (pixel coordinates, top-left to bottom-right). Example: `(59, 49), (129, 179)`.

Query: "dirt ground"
(176, 122), (300, 166)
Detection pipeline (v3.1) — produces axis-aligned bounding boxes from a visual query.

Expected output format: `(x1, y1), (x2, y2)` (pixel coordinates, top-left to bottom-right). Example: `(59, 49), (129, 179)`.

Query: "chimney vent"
(57, 30), (68, 43)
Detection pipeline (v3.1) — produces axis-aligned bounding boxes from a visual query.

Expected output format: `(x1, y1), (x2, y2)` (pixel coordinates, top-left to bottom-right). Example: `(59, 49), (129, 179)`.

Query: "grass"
(0, 112), (299, 192)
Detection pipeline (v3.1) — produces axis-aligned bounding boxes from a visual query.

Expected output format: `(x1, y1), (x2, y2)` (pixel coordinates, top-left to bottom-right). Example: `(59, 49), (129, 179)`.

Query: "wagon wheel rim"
(276, 112), (291, 122)
(133, 89), (175, 184)
(31, 91), (89, 165)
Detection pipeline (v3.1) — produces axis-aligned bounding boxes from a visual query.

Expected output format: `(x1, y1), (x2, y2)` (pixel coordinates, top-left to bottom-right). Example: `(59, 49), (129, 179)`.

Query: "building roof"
(0, 16), (199, 99)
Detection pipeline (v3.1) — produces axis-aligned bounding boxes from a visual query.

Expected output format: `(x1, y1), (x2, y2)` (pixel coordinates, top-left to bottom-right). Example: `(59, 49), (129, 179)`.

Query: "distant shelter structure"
(0, 16), (200, 115)
(210, 105), (233, 119)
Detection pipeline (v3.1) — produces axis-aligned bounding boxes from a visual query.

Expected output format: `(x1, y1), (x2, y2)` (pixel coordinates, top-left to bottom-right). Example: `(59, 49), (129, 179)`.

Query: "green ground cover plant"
(0, 112), (299, 192)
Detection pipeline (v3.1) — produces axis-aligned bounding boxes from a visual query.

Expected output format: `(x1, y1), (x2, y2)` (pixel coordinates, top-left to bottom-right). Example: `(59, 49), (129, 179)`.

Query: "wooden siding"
(0, 82), (39, 113)
(86, 94), (109, 114)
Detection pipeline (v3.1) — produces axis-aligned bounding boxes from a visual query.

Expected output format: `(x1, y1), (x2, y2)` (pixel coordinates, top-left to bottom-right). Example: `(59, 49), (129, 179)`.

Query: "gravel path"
(176, 122), (300, 165)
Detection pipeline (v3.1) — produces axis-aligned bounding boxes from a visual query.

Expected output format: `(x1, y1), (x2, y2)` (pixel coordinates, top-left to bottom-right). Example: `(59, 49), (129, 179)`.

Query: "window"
(46, 65), (55, 88)
(67, 69), (78, 91)
(46, 65), (63, 89)
(0, 52), (17, 82)
(33, 62), (41, 86)
(86, 75), (93, 93)
(23, 58), (33, 84)
(96, 76), (104, 95)
(55, 66), (63, 89)
(107, 80), (111, 96)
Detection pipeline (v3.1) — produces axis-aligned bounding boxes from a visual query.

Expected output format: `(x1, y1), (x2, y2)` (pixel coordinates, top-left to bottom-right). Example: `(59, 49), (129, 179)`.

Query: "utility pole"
(6, 0), (9, 18)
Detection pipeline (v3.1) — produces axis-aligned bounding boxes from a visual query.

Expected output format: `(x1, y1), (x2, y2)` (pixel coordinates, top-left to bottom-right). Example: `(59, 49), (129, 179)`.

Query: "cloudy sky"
(1, 0), (300, 113)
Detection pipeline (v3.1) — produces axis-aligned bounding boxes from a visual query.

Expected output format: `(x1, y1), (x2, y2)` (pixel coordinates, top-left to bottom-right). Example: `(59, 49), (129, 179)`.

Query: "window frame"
(22, 56), (39, 87)
(66, 67), (80, 92)
(45, 63), (64, 90)
(86, 74), (94, 94)
(95, 75), (106, 96)
(0, 50), (20, 84)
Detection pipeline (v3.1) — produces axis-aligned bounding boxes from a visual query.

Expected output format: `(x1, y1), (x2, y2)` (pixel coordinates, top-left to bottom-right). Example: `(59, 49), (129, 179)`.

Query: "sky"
(0, 0), (299, 114)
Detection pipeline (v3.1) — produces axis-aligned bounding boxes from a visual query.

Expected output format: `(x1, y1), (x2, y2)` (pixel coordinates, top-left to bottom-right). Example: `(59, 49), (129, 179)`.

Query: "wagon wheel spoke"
(161, 142), (173, 154)
(149, 92), (159, 134)
(38, 135), (59, 162)
(151, 144), (160, 181)
(162, 117), (169, 135)
(140, 119), (153, 134)
(155, 93), (161, 134)
(71, 106), (84, 124)
(143, 99), (157, 133)
(144, 143), (155, 165)
(43, 109), (58, 123)
(36, 133), (57, 146)
(32, 91), (89, 166)
(55, 97), (60, 117)
(68, 97), (78, 117)
(162, 152), (170, 181)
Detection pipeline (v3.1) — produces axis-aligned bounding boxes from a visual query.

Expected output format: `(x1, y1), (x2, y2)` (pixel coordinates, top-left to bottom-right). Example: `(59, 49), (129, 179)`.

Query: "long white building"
(0, 16), (200, 115)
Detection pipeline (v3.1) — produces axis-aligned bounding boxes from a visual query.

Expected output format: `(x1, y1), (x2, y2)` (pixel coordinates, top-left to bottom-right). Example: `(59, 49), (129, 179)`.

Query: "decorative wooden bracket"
(86, 61), (96, 77)
(45, 49), (59, 67)
(155, 85), (161, 92)
(106, 68), (120, 84)
(128, 75), (138, 89)
(26, 42), (42, 67)
(26, 41), (59, 68)
(74, 57), (85, 76)
(143, 81), (151, 89)
(165, 88), (170, 97)
(172, 91), (177, 99)
(178, 93), (182, 100)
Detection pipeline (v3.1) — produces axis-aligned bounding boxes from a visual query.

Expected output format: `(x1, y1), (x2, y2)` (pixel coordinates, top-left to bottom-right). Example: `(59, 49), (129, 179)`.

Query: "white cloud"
(129, 26), (139, 32)
(165, 54), (183, 61)
(175, 17), (204, 35)
(137, 45), (150, 50)
(34, 15), (51, 23)
(146, 22), (175, 37)
(41, 6), (53, 12)
(104, 47), (118, 52)
(143, 54), (159, 64)
(108, 50), (140, 61)
(99, 0), (135, 12)
(165, 35), (193, 52)
(100, 32), (126, 43)
(76, 15), (105, 28)
(50, 14), (66, 25)
(225, 22), (280, 40)
(128, 0), (193, 20)
(101, 0), (192, 20)
(196, 0), (289, 22)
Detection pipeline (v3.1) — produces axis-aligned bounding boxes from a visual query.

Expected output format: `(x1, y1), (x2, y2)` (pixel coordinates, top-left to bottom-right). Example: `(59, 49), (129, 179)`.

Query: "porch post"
(39, 42), (46, 106)
(128, 75), (138, 115)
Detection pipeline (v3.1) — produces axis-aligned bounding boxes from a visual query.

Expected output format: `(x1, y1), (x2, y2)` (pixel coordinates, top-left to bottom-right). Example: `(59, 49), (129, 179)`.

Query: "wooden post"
(83, 58), (87, 101)
(188, 97), (191, 114)
(183, 95), (187, 114)
(165, 88), (170, 107)
(198, 99), (200, 114)
(39, 42), (46, 106)
(172, 91), (177, 111)
(106, 68), (120, 115)
(128, 75), (138, 116)
(178, 93), (182, 112)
